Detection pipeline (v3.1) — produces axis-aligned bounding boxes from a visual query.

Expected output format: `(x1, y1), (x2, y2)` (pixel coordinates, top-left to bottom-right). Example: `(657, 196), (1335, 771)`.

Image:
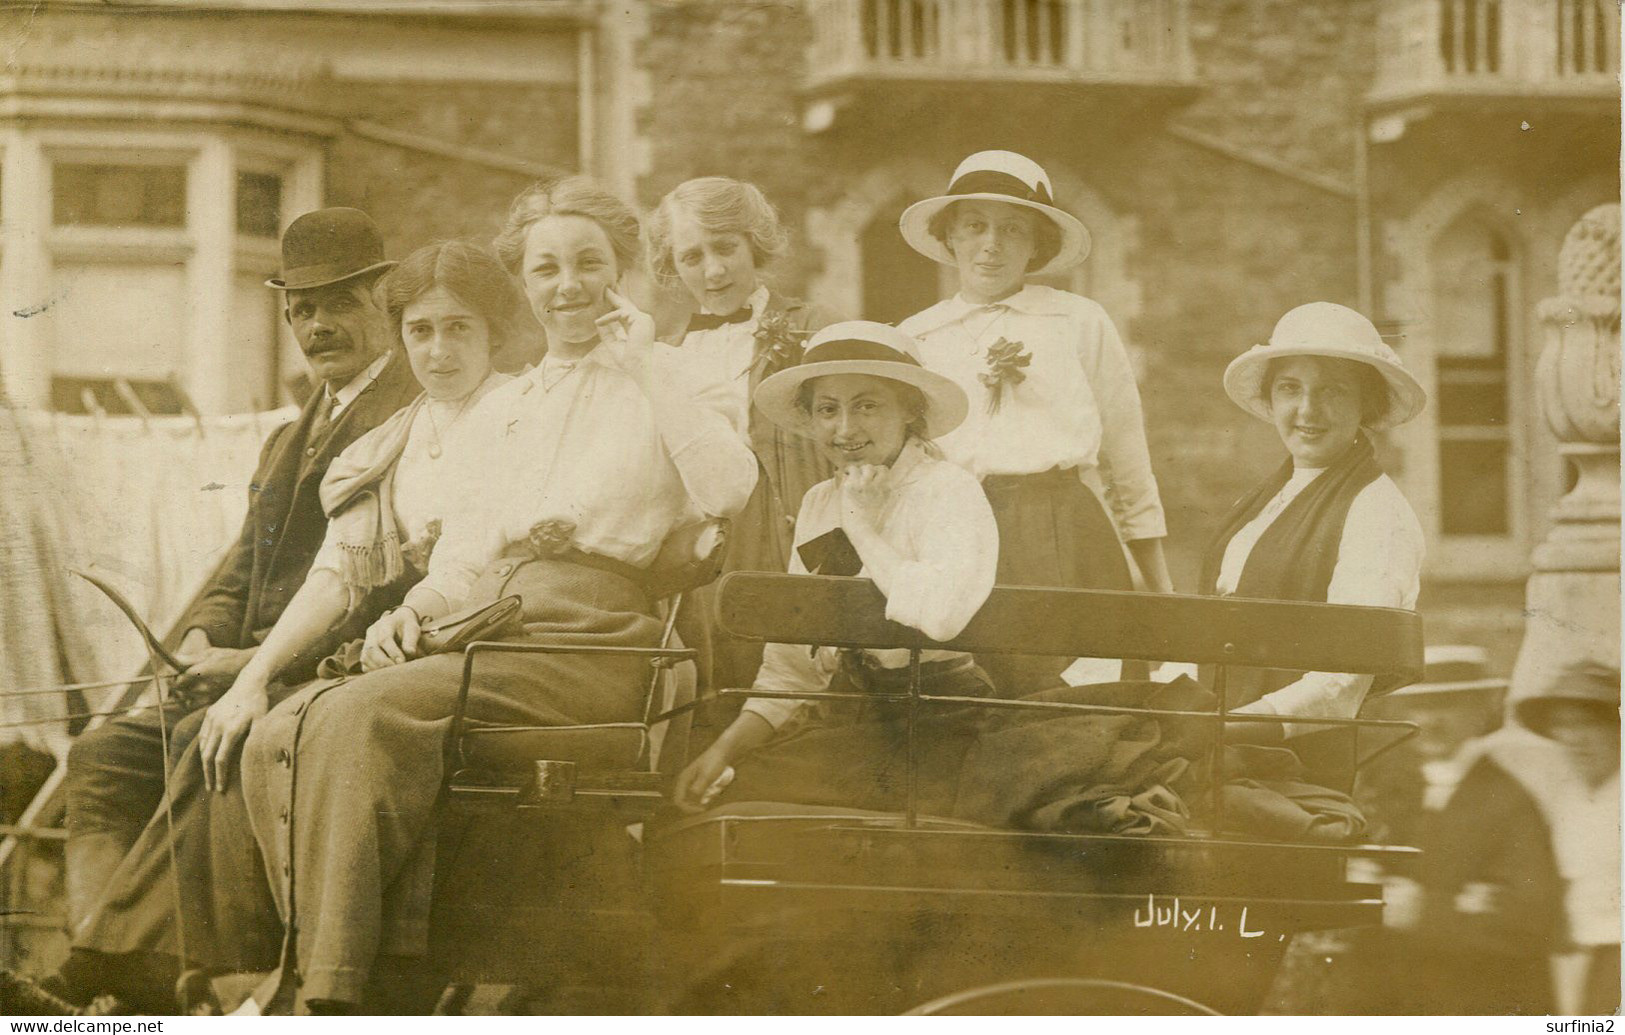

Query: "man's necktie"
(310, 395), (339, 441)
(688, 307), (753, 332)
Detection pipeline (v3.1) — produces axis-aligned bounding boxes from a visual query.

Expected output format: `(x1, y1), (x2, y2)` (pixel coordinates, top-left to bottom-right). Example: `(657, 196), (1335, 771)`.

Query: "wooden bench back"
(716, 573), (1424, 686)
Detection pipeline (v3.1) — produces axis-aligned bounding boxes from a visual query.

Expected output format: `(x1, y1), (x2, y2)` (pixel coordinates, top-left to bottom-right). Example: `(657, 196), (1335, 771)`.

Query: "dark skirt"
(979, 467), (1134, 695)
(719, 656), (995, 814)
(240, 554), (661, 1010)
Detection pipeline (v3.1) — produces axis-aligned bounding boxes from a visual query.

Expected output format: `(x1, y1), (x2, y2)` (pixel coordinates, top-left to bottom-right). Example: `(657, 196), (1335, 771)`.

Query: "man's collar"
(324, 352), (390, 413)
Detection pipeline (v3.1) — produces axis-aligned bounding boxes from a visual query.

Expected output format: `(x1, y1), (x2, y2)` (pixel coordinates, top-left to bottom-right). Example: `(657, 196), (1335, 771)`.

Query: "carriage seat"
(445, 520), (725, 803)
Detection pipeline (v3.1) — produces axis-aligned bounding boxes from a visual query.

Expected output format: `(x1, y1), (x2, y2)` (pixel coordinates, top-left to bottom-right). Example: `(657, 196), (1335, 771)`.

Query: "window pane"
(1437, 372), (1507, 425)
(1439, 439), (1511, 536)
(53, 164), (186, 227)
(236, 171), (282, 238)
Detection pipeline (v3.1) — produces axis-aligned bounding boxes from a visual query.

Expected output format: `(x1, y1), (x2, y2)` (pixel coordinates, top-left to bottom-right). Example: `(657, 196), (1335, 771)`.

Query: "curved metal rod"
(68, 569), (188, 674)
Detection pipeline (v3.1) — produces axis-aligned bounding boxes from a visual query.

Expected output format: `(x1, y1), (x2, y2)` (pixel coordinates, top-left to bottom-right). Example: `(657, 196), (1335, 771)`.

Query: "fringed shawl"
(318, 395), (423, 611)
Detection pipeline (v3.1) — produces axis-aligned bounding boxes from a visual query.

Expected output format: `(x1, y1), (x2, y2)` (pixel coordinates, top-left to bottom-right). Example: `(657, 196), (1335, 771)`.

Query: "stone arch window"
(1430, 211), (1519, 536)
(1384, 170), (1613, 579)
(859, 190), (944, 325)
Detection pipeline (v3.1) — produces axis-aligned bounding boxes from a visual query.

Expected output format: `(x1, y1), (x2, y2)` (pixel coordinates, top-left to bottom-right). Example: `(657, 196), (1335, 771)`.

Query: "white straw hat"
(1223, 302), (1427, 431)
(899, 151), (1090, 278)
(754, 321), (969, 440)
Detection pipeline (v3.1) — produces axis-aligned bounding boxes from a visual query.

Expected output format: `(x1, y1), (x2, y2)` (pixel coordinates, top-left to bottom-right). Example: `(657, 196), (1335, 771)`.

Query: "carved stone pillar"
(1509, 203), (1621, 706)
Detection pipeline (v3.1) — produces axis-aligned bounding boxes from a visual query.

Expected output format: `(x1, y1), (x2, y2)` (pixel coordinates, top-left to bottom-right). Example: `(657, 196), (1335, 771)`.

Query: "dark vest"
(172, 349), (423, 680)
(1198, 435), (1384, 788)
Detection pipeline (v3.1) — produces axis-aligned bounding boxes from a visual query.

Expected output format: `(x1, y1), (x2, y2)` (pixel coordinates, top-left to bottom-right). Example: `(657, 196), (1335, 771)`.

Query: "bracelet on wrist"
(384, 604), (421, 624)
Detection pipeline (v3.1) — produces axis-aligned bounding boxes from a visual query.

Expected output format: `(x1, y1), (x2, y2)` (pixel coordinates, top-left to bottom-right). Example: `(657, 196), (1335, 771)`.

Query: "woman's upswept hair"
(927, 201), (1063, 273)
(646, 176), (788, 289)
(378, 240), (525, 356)
(493, 176), (643, 276)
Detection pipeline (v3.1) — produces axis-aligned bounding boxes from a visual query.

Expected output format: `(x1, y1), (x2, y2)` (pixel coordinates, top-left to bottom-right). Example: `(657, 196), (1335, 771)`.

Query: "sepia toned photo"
(0, 0), (1618, 1018)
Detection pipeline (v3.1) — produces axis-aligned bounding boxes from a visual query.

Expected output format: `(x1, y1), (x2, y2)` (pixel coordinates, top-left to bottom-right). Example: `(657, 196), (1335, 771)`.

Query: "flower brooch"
(526, 518), (578, 557)
(744, 309), (812, 381)
(979, 338), (1032, 413)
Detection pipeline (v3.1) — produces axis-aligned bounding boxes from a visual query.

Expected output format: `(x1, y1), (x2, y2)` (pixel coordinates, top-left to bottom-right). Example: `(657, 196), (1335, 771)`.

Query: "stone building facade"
(0, 0), (1618, 666)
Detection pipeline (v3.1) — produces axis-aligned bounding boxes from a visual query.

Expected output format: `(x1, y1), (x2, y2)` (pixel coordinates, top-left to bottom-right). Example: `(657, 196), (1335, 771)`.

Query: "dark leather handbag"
(419, 594), (524, 655)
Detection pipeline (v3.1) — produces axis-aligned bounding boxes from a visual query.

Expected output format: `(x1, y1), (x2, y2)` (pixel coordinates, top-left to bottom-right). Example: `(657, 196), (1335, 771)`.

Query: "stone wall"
(324, 80), (580, 255)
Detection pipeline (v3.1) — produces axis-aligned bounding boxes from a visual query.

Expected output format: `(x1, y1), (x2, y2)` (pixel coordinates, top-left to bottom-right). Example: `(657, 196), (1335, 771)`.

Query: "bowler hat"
(266, 207), (395, 291)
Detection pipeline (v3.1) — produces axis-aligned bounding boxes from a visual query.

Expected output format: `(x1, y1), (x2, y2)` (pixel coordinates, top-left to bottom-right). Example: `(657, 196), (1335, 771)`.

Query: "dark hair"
(647, 176), (788, 289)
(378, 240), (525, 357)
(492, 176), (643, 276)
(926, 200), (1062, 273)
(1260, 356), (1392, 426)
(794, 374), (931, 443)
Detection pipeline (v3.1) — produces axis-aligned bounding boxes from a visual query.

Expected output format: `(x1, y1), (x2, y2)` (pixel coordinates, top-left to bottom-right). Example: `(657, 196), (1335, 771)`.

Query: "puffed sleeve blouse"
(415, 344), (758, 609)
(1217, 469), (1425, 735)
(739, 437), (1000, 732)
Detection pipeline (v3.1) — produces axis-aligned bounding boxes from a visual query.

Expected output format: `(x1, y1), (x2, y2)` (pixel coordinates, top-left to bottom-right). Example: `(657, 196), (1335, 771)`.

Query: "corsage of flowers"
(526, 518), (577, 557)
(744, 309), (811, 380)
(979, 337), (1033, 413)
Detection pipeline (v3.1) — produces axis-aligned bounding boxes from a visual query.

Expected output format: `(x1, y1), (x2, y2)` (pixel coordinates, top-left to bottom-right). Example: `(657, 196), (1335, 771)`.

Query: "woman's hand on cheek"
(596, 287), (657, 391)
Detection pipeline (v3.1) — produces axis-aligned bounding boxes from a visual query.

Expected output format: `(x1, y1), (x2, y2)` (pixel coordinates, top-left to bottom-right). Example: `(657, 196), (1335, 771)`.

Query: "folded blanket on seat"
(952, 677), (1367, 843)
(954, 678), (1213, 834)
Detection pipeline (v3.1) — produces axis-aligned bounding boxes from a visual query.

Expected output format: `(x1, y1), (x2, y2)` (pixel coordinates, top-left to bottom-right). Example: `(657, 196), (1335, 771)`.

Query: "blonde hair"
(493, 176), (643, 276)
(646, 176), (788, 289)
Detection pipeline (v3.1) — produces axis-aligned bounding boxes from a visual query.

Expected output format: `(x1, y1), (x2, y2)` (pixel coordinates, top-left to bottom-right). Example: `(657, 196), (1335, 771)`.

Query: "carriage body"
(428, 572), (1424, 1014)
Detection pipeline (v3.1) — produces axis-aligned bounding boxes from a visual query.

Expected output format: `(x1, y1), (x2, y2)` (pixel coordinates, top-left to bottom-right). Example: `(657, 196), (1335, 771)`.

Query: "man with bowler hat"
(57, 207), (422, 952)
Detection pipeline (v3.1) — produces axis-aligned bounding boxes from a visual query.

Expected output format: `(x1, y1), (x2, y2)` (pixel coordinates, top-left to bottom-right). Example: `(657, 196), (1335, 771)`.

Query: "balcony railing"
(1372, 0), (1620, 104)
(806, 0), (1195, 90)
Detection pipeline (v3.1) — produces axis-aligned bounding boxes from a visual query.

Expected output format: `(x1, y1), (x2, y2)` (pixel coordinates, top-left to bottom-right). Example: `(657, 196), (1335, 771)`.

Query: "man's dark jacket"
(176, 348), (421, 680)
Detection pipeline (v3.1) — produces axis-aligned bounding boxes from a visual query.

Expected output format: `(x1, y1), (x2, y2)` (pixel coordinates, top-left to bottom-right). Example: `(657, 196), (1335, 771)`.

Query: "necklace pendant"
(428, 443), (443, 460)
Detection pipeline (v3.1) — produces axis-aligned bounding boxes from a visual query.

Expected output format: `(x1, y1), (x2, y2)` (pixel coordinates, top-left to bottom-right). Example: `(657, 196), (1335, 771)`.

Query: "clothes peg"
(113, 378), (153, 432)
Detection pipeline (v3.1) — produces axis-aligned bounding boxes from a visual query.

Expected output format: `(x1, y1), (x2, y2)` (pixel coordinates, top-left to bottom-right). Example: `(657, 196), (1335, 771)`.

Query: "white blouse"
(674, 284), (770, 438)
(899, 284), (1166, 542)
(417, 344), (758, 608)
(740, 438), (999, 733)
(307, 374), (509, 579)
(1218, 469), (1425, 734)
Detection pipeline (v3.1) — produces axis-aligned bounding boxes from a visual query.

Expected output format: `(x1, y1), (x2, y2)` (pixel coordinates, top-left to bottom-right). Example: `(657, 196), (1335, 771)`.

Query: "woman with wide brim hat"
(897, 150), (1173, 695)
(674, 320), (1000, 814)
(1197, 301), (1428, 788)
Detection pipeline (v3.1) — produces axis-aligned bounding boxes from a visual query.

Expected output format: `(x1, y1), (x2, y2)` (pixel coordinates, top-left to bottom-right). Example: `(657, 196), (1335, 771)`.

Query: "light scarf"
(318, 395), (424, 611)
